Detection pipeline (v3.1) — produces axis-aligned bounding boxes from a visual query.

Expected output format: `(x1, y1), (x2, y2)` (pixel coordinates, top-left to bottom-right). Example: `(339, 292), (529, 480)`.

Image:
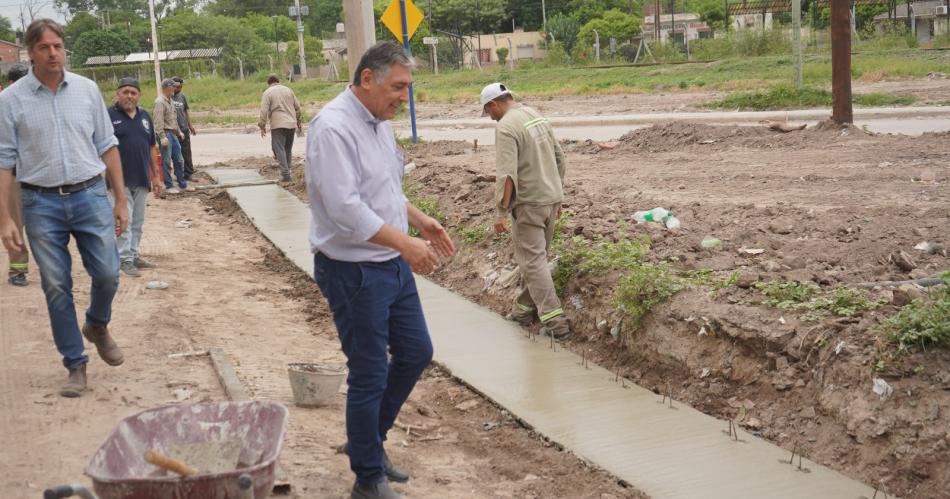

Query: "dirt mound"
(617, 122), (773, 152)
(405, 140), (474, 158)
(396, 126), (950, 499)
(610, 121), (876, 154)
(203, 191), (245, 218)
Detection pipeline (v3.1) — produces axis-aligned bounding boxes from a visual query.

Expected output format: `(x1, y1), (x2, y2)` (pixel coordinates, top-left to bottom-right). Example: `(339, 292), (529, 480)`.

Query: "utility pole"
(831, 0), (852, 124)
(724, 0), (729, 31)
(593, 29), (600, 62)
(475, 0), (481, 65)
(272, 15), (280, 67)
(343, 0), (376, 83)
(294, 0), (308, 79)
(148, 0), (161, 97)
(541, 0), (547, 33)
(670, 0), (675, 46)
(792, 0), (803, 87)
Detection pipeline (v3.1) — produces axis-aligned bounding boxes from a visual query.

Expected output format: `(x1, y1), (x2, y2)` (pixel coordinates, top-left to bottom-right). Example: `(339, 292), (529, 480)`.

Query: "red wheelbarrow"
(56, 401), (288, 499)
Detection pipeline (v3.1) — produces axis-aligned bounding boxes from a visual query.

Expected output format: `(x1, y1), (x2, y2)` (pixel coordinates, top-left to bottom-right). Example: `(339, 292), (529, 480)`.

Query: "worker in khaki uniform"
(259, 74), (302, 182)
(482, 82), (571, 340)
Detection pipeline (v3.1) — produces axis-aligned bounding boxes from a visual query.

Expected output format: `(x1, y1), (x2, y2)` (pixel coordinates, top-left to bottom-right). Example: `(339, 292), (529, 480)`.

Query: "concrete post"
(792, 0), (803, 87)
(343, 0), (377, 84)
(295, 0), (308, 78)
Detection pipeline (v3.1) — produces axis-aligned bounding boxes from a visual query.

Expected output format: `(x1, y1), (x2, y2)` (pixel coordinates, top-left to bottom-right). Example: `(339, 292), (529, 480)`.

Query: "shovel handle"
(144, 449), (197, 477)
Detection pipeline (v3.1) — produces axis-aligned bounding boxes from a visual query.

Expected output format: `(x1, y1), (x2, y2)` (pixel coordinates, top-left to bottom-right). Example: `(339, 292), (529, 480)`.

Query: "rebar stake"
(780, 442), (797, 465)
(871, 481), (889, 499)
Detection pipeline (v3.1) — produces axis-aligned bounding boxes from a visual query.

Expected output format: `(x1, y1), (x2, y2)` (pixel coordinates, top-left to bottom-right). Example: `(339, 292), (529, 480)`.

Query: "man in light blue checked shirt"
(307, 42), (455, 499)
(0, 19), (129, 398)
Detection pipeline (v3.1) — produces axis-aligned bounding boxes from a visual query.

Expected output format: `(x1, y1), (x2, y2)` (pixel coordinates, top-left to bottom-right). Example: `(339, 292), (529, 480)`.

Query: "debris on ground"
(146, 281), (170, 290)
(872, 378), (894, 400)
(762, 120), (807, 133)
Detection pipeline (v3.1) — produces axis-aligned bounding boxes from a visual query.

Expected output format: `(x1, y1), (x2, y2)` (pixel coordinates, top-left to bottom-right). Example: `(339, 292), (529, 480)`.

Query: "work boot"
(351, 480), (401, 499)
(505, 305), (537, 326)
(82, 323), (125, 366)
(133, 257), (155, 269)
(8, 272), (27, 287)
(539, 315), (572, 341)
(60, 364), (87, 398)
(342, 443), (410, 483)
(120, 261), (140, 277)
(280, 174), (292, 183)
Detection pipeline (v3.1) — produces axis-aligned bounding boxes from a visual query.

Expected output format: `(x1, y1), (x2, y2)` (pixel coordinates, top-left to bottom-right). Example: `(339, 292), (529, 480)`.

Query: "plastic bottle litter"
(701, 236), (721, 249)
(146, 281), (170, 290)
(633, 207), (681, 229)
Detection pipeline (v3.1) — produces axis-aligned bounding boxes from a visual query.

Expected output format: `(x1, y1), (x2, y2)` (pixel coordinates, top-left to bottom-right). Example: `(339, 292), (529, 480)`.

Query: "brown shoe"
(505, 304), (537, 326)
(82, 323), (125, 366)
(539, 315), (572, 341)
(60, 364), (87, 398)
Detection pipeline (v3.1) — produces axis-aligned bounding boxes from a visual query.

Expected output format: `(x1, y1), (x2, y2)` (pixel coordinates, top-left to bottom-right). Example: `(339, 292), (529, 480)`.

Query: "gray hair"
(352, 42), (416, 86)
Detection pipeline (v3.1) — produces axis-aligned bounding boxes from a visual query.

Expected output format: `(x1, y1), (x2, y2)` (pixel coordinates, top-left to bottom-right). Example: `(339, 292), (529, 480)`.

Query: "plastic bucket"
(287, 363), (346, 408)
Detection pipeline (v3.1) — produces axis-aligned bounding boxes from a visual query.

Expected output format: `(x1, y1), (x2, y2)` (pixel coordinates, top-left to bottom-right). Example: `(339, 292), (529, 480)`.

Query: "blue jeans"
(161, 132), (186, 189)
(314, 253), (433, 485)
(111, 186), (148, 263)
(20, 179), (120, 369)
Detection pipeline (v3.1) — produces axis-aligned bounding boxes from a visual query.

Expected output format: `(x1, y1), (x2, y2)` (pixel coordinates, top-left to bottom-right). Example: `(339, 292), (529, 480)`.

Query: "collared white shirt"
(305, 87), (408, 262)
(0, 70), (117, 187)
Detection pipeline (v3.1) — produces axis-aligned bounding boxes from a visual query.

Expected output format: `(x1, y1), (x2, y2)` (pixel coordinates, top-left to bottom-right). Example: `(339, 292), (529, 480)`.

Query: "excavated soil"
(254, 121), (949, 498)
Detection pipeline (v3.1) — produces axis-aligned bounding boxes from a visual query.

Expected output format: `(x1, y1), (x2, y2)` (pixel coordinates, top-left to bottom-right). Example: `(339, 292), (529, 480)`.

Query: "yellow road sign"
(381, 0), (424, 44)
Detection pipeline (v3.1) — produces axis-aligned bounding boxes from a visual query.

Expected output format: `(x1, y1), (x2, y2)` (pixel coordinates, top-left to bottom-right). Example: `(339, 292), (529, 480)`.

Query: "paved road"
(192, 107), (950, 164)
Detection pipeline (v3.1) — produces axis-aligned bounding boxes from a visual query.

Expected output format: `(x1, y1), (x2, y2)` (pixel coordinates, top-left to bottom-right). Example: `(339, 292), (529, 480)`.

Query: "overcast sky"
(2, 1), (66, 36)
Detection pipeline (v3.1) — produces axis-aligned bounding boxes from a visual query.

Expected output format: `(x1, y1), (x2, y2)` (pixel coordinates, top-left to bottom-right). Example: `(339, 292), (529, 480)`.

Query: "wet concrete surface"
(205, 168), (881, 498)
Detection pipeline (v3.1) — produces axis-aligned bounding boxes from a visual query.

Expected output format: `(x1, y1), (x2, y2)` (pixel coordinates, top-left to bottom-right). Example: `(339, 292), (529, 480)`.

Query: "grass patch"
(403, 178), (443, 237)
(680, 269), (741, 290)
(877, 272), (950, 355)
(571, 233), (651, 274)
(549, 221), (685, 331)
(98, 52), (950, 115)
(756, 280), (883, 321)
(457, 224), (489, 245)
(707, 84), (916, 110)
(614, 263), (687, 331)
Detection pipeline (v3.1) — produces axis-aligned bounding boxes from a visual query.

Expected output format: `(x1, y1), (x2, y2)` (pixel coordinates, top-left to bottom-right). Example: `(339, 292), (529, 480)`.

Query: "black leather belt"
(21, 175), (103, 195)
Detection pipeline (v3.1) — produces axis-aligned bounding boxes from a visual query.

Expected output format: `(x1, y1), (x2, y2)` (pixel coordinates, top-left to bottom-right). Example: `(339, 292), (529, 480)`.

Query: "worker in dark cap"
(153, 78), (189, 194)
(170, 76), (196, 180)
(109, 78), (161, 277)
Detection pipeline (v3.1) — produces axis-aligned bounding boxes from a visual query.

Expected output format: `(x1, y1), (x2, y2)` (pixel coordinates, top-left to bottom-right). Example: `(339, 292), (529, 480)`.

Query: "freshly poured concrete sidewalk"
(207, 168), (878, 498)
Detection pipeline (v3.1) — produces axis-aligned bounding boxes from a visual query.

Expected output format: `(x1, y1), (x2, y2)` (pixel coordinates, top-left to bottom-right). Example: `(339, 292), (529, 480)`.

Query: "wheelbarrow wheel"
(43, 484), (97, 499)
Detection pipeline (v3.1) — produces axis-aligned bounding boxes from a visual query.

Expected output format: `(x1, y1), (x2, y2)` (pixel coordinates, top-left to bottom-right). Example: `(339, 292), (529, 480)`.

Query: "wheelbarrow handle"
(43, 484), (97, 499)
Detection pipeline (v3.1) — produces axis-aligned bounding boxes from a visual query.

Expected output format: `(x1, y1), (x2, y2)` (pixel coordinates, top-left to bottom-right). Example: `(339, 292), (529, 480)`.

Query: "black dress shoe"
(342, 442), (410, 483)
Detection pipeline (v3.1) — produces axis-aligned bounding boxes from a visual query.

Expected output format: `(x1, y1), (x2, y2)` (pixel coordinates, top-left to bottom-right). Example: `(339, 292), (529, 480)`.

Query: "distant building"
(463, 31), (547, 68)
(0, 40), (22, 65)
(641, 12), (714, 44)
(874, 1), (950, 44)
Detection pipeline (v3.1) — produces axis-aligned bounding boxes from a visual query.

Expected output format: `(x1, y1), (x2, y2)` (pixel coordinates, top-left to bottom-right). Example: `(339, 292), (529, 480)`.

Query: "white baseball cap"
(479, 82), (512, 115)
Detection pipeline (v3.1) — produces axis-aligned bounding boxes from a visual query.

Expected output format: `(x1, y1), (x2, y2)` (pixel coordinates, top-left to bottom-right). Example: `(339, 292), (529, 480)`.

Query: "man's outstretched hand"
(417, 215), (455, 258)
